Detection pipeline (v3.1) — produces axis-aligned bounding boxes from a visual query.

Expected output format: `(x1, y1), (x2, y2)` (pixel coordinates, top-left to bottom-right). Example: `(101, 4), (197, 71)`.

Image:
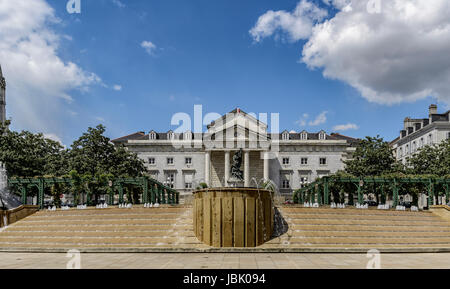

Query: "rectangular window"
(185, 183), (192, 189)
(282, 158), (290, 165)
(301, 158), (308, 165)
(165, 173), (175, 188)
(448, 132), (450, 140)
(299, 176), (308, 187)
(185, 157), (192, 165)
(148, 158), (155, 165)
(319, 158), (327, 165)
(167, 157), (174, 165)
(282, 180), (290, 189)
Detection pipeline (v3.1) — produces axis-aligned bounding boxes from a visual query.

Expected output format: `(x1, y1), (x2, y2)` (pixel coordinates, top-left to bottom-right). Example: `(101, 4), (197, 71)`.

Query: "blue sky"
(2, 0), (449, 146)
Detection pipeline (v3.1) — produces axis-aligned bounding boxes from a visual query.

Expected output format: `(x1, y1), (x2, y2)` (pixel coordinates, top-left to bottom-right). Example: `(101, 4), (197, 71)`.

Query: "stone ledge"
(2, 247), (450, 254)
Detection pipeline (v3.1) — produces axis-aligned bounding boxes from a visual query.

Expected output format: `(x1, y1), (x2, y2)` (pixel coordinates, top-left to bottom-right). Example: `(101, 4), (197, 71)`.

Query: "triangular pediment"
(207, 108), (268, 136)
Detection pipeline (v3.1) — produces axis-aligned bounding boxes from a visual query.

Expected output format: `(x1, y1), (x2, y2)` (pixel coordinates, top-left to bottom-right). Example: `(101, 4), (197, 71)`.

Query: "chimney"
(429, 104), (437, 116)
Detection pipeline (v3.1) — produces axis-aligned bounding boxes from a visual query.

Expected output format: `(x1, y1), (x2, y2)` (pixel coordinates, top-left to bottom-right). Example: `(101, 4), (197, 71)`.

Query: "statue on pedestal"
(228, 149), (244, 187)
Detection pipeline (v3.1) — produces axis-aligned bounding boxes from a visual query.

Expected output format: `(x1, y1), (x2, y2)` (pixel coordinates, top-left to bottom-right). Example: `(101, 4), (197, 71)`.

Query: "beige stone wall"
(211, 151), (225, 187)
(249, 151), (263, 183)
(0, 205), (39, 228)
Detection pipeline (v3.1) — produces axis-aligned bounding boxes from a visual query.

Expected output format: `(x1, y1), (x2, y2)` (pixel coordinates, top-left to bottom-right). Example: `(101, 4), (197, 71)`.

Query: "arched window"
(282, 131), (289, 140)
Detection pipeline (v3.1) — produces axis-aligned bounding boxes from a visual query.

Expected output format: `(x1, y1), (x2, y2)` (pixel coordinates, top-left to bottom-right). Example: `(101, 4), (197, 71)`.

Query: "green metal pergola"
(7, 176), (180, 209)
(294, 176), (450, 207)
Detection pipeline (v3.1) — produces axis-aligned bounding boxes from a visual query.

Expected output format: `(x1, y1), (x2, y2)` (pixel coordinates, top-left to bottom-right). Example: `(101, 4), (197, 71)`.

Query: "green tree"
(0, 121), (67, 177)
(67, 124), (145, 178)
(344, 136), (402, 177)
(407, 139), (450, 176)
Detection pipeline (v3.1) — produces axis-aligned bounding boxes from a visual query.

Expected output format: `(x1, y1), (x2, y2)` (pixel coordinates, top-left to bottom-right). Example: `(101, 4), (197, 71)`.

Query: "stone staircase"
(1, 205), (450, 252)
(0, 206), (207, 250)
(262, 207), (450, 250)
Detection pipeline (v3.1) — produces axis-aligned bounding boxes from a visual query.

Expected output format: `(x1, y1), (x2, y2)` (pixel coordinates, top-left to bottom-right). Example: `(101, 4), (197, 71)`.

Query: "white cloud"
(295, 113), (309, 126)
(112, 0), (126, 8)
(309, 111), (328, 126)
(253, 0), (450, 105)
(333, 123), (359, 131)
(302, 0), (450, 104)
(322, 0), (353, 12)
(95, 116), (106, 122)
(44, 133), (62, 144)
(113, 84), (122, 91)
(0, 0), (100, 136)
(250, 0), (328, 42)
(141, 41), (157, 55)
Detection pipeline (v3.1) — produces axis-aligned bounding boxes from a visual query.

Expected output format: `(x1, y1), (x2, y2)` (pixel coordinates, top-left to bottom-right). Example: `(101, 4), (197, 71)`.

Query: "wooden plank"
(203, 197), (211, 245)
(222, 198), (233, 247)
(212, 198), (222, 247)
(234, 197), (245, 247)
(264, 196), (272, 242)
(193, 198), (197, 237)
(197, 198), (203, 242)
(256, 199), (263, 246)
(245, 198), (256, 247)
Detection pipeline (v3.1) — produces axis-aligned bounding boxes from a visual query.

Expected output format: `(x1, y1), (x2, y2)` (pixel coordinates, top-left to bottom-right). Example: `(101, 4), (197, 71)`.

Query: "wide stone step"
(288, 219), (450, 226)
(6, 224), (193, 231)
(265, 236), (450, 245)
(287, 230), (450, 238)
(290, 224), (450, 232)
(0, 236), (200, 245)
(0, 242), (207, 249)
(36, 208), (189, 216)
(281, 207), (434, 216)
(283, 213), (441, 221)
(260, 243), (450, 249)
(15, 219), (192, 225)
(0, 230), (196, 238)
(28, 213), (185, 221)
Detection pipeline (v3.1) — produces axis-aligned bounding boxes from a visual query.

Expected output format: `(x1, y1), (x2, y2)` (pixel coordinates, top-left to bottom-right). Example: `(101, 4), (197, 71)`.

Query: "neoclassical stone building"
(391, 104), (450, 164)
(0, 65), (6, 124)
(112, 109), (358, 197)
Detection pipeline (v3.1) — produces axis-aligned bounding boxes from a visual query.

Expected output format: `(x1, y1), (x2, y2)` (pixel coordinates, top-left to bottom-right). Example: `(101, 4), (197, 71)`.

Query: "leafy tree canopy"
(0, 123), (145, 179)
(344, 136), (401, 177)
(406, 139), (450, 176)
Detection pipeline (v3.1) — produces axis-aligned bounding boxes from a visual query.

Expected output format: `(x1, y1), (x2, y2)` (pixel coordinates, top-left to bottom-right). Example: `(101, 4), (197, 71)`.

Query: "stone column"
(205, 151), (211, 187)
(244, 150), (250, 187)
(263, 151), (269, 181)
(224, 151), (230, 187)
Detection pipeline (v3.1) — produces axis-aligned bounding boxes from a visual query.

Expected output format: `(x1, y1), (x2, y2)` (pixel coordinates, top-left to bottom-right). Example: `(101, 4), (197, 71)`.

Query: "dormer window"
(149, 131), (157, 140)
(184, 131), (192, 140)
(318, 131), (326, 140)
(282, 131), (289, 140)
(300, 131), (308, 140)
(168, 131), (175, 140)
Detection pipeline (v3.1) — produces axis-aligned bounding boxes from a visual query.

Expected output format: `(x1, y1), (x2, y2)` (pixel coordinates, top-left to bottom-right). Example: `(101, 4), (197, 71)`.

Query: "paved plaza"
(0, 252), (449, 269)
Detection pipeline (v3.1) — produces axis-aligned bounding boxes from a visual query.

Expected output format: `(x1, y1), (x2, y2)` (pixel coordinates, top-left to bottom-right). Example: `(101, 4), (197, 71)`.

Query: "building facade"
(391, 104), (450, 164)
(0, 65), (6, 124)
(112, 109), (358, 197)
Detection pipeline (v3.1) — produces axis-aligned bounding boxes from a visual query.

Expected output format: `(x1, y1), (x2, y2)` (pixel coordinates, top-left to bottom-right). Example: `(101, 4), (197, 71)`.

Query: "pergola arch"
(8, 176), (180, 209)
(294, 176), (450, 207)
